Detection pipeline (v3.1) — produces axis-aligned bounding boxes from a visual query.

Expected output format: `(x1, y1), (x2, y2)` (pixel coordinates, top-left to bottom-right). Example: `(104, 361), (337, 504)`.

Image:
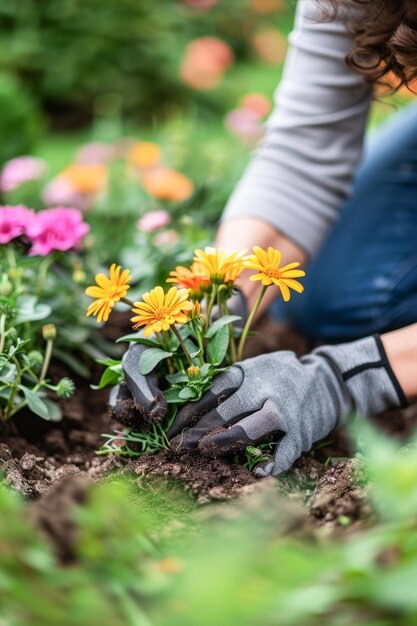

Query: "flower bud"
(72, 269), (87, 284)
(8, 267), (23, 281)
(56, 377), (75, 399)
(0, 274), (13, 297)
(42, 324), (57, 341)
(187, 365), (201, 380)
(27, 350), (43, 370)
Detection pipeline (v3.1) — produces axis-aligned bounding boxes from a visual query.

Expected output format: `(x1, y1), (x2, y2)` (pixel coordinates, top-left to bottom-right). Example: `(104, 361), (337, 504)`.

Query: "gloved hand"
(108, 289), (248, 427)
(168, 335), (407, 476)
(109, 342), (167, 426)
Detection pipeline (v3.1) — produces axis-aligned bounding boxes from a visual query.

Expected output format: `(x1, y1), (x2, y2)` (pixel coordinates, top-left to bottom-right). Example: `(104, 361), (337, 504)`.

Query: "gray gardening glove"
(168, 335), (407, 476)
(109, 342), (167, 426)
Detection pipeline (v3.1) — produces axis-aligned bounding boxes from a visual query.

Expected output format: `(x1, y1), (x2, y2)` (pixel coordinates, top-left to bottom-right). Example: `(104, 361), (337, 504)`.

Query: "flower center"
(263, 268), (282, 279)
(154, 306), (170, 321)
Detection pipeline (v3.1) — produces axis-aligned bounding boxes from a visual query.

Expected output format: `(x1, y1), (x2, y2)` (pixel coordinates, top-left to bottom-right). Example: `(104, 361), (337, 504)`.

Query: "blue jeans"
(271, 103), (417, 343)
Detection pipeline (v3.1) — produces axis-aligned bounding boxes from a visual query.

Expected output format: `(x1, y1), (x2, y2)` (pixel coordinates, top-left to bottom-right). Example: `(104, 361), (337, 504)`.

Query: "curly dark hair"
(320, 0), (417, 88)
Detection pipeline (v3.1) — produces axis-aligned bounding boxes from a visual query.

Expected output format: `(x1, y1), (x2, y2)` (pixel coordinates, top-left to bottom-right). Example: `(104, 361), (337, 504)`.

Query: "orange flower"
(142, 167), (194, 202)
(131, 286), (194, 337)
(60, 163), (107, 195)
(85, 263), (132, 323)
(244, 246), (305, 301)
(167, 262), (210, 296)
(193, 247), (247, 285)
(128, 142), (161, 168)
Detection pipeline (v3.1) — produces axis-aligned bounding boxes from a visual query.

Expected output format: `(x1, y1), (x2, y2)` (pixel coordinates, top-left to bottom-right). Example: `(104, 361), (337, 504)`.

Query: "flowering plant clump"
(0, 204), (98, 422)
(86, 246), (305, 457)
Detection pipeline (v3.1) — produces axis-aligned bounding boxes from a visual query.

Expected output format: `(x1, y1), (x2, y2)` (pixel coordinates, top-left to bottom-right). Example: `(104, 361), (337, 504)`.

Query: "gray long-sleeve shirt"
(222, 0), (372, 258)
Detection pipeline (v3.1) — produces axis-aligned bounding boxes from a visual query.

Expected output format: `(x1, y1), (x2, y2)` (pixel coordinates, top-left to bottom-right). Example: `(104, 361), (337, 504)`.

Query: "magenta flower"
(27, 208), (90, 256)
(0, 157), (47, 193)
(42, 178), (90, 211)
(137, 210), (171, 233)
(0, 205), (38, 244)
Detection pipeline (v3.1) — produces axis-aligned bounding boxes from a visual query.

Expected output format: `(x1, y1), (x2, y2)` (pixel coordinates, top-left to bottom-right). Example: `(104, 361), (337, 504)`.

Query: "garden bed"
(2, 315), (416, 541)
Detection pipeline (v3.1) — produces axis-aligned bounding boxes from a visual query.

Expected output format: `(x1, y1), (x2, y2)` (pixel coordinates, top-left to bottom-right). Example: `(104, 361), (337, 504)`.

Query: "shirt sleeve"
(221, 0), (372, 258)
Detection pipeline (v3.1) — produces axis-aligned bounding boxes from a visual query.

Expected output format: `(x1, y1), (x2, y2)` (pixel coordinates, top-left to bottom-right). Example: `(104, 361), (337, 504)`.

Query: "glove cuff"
(313, 334), (408, 416)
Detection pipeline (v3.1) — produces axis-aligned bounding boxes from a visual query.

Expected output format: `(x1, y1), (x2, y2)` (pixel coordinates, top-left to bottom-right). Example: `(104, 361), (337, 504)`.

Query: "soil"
(2, 314), (417, 545)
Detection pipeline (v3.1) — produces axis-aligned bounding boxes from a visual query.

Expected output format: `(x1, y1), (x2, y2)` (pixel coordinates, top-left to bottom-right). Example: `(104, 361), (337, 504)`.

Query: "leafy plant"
(86, 245), (306, 457)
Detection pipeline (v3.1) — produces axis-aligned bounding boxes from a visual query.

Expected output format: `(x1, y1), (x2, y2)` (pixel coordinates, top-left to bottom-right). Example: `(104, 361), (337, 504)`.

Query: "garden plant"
(85, 245), (305, 463)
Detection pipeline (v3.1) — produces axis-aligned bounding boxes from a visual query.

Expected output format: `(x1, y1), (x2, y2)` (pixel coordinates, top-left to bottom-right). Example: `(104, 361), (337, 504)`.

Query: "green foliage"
(0, 0), (286, 126)
(0, 73), (42, 165)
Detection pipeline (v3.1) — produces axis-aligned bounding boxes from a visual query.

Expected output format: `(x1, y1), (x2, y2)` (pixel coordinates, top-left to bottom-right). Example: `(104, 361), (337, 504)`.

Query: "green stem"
(40, 339), (54, 382)
(121, 297), (135, 307)
(237, 285), (268, 361)
(205, 285), (218, 328)
(0, 313), (6, 354)
(193, 323), (205, 365)
(5, 355), (23, 420)
(171, 326), (193, 367)
(223, 301), (237, 363)
(36, 256), (53, 296)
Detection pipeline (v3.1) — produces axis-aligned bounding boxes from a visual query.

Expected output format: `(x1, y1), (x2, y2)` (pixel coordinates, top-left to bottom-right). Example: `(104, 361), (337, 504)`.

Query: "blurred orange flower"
(240, 93), (272, 119)
(128, 142), (161, 168)
(60, 163), (107, 195)
(180, 37), (234, 90)
(142, 167), (194, 202)
(252, 28), (287, 65)
(250, 0), (284, 13)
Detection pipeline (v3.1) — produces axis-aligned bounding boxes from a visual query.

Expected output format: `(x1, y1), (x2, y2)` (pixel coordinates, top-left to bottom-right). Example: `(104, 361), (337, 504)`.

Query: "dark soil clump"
(134, 448), (257, 504)
(309, 459), (372, 531)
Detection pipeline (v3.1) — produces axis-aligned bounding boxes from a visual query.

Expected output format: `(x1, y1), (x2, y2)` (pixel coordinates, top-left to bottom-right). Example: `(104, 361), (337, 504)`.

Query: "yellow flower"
(193, 247), (247, 285)
(131, 286), (194, 337)
(85, 263), (132, 323)
(245, 246), (305, 301)
(167, 262), (210, 296)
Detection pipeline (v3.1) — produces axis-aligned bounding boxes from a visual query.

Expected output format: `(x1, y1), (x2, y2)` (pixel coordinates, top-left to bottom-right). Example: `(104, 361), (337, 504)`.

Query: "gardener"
(121, 0), (417, 476)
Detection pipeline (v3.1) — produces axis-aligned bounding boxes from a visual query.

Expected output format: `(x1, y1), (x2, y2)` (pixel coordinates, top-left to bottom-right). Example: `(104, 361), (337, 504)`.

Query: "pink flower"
(75, 142), (112, 165)
(137, 210), (171, 233)
(42, 178), (90, 211)
(0, 205), (38, 244)
(225, 108), (263, 144)
(27, 208), (90, 256)
(0, 157), (47, 193)
(153, 229), (180, 247)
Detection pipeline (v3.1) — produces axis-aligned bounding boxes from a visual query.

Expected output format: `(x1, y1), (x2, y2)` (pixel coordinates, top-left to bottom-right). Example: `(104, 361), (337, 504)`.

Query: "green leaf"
(20, 386), (51, 420)
(139, 348), (173, 376)
(42, 399), (63, 422)
(92, 364), (123, 390)
(166, 371), (189, 384)
(116, 334), (160, 348)
(15, 297), (52, 324)
(204, 315), (241, 339)
(207, 325), (229, 366)
(164, 388), (184, 403)
(179, 386), (196, 400)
